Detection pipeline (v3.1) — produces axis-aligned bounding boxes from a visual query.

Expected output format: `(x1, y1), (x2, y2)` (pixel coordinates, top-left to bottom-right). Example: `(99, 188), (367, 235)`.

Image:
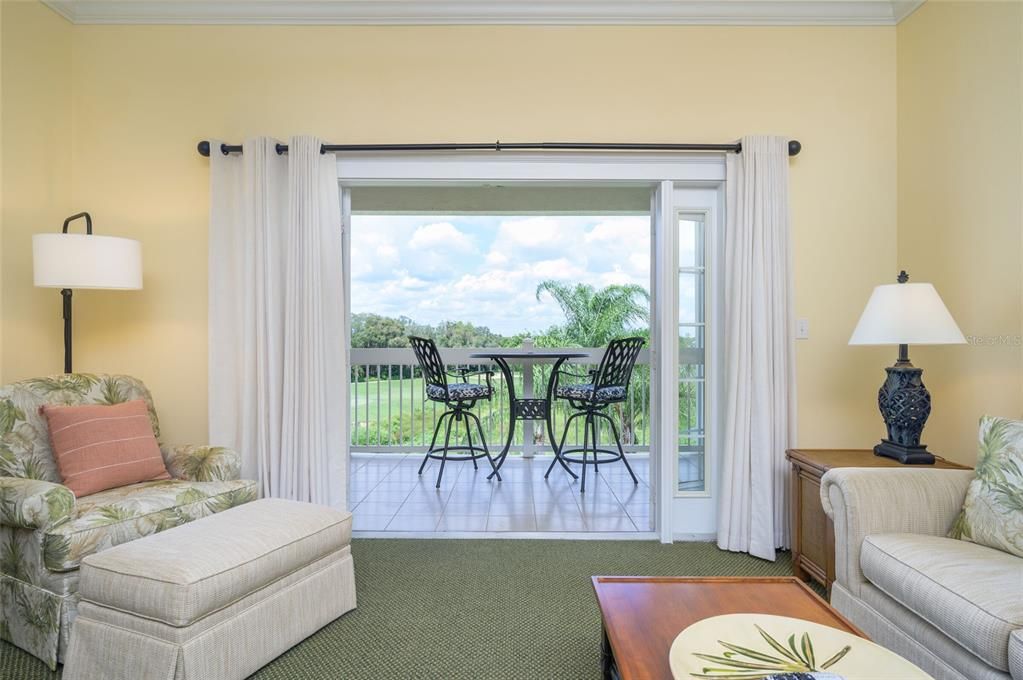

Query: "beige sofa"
(822, 467), (1023, 680)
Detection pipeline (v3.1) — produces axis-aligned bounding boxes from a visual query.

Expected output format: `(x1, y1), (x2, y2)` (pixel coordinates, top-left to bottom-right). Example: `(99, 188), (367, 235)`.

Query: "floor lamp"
(33, 212), (143, 374)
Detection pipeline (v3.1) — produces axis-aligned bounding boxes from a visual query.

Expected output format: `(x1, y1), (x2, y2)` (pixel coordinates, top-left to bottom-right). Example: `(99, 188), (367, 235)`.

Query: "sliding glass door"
(338, 154), (726, 540)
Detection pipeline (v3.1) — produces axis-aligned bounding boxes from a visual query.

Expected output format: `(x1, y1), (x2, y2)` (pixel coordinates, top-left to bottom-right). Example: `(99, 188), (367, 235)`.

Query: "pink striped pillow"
(42, 399), (171, 498)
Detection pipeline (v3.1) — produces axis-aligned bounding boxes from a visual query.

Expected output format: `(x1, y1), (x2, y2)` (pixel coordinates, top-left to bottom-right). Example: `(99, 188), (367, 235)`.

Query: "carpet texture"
(1, 539), (804, 679)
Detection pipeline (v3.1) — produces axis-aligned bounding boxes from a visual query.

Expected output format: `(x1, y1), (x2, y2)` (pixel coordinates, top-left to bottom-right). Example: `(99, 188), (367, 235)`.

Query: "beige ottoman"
(64, 498), (356, 680)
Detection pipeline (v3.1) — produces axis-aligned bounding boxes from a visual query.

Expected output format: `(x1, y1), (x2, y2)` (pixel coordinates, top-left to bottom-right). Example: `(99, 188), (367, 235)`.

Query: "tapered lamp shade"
(849, 282), (965, 346)
(33, 234), (142, 290)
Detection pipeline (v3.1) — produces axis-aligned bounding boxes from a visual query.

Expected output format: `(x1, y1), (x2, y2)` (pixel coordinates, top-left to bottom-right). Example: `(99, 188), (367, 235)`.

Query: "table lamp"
(849, 270), (966, 464)
(33, 212), (142, 373)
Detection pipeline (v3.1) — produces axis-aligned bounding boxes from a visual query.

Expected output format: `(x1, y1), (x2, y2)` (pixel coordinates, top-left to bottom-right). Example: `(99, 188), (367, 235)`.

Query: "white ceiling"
(43, 0), (926, 26)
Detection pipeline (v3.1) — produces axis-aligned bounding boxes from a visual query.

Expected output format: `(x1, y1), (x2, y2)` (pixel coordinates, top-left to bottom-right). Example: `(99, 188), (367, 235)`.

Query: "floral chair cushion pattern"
(555, 383), (627, 402)
(0, 374), (255, 670)
(43, 478), (257, 571)
(425, 383), (492, 401)
(0, 374), (162, 483)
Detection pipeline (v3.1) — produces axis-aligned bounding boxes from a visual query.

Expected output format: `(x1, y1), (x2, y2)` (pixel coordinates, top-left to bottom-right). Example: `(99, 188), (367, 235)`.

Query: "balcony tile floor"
(350, 453), (653, 533)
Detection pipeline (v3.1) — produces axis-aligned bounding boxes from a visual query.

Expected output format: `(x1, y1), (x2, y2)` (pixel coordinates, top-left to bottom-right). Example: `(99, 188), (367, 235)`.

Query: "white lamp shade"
(33, 233), (142, 290)
(849, 282), (965, 345)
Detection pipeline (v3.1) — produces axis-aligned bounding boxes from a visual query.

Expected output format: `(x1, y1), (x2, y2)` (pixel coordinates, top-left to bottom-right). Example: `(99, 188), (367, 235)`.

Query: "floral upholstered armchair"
(0, 374), (258, 669)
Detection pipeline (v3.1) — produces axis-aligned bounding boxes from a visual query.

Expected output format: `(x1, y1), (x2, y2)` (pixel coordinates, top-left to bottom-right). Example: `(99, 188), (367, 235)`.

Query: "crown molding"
(43, 1), (927, 26)
(890, 0), (925, 22)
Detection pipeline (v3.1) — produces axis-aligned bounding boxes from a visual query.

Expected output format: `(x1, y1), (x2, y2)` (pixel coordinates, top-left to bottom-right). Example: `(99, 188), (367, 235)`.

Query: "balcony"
(349, 341), (704, 534)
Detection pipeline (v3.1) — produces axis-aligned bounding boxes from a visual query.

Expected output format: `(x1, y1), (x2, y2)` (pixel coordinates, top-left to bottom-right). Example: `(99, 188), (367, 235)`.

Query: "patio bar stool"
(545, 336), (645, 493)
(409, 336), (502, 488)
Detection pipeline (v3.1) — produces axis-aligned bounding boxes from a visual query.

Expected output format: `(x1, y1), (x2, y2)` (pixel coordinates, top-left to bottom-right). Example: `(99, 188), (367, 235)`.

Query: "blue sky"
(350, 214), (652, 335)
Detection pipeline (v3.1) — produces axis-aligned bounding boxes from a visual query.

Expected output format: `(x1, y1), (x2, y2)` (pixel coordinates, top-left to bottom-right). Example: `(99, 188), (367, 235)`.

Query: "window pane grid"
(678, 215), (706, 492)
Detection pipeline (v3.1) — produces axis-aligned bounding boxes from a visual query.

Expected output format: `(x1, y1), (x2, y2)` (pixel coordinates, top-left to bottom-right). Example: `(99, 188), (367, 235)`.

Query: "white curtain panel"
(717, 135), (797, 561)
(209, 136), (347, 509)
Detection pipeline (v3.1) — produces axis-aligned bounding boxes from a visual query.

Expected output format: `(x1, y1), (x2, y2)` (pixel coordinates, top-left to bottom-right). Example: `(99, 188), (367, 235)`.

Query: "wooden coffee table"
(591, 576), (865, 680)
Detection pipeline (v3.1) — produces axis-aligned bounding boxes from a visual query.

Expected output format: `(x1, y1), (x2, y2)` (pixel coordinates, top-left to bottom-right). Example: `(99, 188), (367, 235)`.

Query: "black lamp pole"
(62, 289), (73, 373)
(59, 212), (92, 374)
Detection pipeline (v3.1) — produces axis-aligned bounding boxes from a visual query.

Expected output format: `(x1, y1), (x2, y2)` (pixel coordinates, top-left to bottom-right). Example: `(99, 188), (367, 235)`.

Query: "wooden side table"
(785, 448), (970, 596)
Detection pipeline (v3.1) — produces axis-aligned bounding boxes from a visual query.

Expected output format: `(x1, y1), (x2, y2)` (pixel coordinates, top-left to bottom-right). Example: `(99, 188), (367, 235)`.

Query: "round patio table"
(469, 350), (588, 480)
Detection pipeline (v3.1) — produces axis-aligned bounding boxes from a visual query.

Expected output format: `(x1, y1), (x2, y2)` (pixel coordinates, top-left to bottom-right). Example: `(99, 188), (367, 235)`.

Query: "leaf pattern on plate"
(690, 625), (850, 679)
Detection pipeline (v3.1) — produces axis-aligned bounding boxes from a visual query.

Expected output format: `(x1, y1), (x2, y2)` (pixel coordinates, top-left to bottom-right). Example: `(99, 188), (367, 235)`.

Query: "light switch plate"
(796, 318), (810, 340)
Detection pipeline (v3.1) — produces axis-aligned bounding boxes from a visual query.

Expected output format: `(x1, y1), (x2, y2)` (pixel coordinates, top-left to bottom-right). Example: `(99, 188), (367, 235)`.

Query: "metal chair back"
(593, 337), (645, 396)
(409, 336), (447, 400)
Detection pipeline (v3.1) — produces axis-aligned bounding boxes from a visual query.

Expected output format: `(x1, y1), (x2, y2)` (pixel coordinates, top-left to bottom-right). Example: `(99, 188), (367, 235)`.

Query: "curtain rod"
(197, 140), (802, 157)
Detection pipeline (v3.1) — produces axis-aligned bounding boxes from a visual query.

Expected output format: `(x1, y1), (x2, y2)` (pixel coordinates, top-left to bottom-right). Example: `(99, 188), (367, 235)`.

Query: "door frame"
(336, 152), (726, 542)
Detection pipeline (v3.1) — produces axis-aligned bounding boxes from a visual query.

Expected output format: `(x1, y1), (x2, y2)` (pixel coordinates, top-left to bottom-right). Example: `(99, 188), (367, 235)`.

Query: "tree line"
(351, 315), (522, 350)
(351, 280), (651, 351)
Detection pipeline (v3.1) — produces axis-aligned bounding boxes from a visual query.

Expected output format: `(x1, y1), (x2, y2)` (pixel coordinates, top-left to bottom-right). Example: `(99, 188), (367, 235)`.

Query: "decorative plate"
(668, 613), (932, 680)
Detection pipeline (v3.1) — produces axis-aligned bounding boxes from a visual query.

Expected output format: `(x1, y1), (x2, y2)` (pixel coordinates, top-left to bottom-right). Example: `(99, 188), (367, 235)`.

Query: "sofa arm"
(821, 467), (974, 597)
(161, 445), (242, 482)
(1010, 630), (1023, 680)
(0, 477), (76, 530)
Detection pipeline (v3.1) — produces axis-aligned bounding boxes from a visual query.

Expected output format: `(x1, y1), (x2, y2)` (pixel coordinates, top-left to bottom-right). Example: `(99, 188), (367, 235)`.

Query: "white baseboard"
(353, 531), (659, 540)
(672, 532), (716, 541)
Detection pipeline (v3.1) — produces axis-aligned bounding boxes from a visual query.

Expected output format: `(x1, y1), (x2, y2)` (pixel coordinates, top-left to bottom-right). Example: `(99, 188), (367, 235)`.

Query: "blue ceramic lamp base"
(874, 345), (936, 465)
(874, 440), (935, 465)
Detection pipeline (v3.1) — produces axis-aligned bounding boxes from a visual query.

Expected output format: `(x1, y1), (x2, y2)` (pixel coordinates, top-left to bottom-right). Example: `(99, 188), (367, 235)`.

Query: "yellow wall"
(897, 0), (1023, 464)
(2, 12), (898, 448)
(0, 1), (4, 370)
(1, 1), (73, 385)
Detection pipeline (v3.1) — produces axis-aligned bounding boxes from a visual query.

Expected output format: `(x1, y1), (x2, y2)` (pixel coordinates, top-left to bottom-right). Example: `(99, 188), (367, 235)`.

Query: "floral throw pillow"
(949, 415), (1023, 556)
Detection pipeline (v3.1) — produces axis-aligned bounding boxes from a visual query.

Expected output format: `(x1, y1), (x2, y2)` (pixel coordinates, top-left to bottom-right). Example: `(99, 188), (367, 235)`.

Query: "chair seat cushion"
(861, 532), (1023, 671)
(426, 383), (491, 401)
(78, 498), (352, 627)
(42, 478), (258, 572)
(556, 383), (626, 402)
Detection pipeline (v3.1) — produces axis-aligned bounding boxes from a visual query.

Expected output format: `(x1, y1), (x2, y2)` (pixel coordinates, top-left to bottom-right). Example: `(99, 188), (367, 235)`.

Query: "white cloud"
(585, 217), (648, 243)
(484, 250), (509, 267)
(628, 252), (648, 273)
(397, 272), (431, 290)
(375, 243), (399, 261)
(531, 258), (585, 281)
(495, 217), (568, 248)
(349, 228), (403, 281)
(600, 266), (636, 287)
(408, 222), (475, 252)
(453, 269), (528, 295)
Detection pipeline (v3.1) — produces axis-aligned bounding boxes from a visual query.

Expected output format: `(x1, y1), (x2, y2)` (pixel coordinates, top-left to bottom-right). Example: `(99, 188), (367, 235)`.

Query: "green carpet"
(1, 539), (805, 679)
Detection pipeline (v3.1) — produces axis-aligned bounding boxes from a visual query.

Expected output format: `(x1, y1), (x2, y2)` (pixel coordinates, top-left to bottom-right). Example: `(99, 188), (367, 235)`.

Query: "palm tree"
(534, 281), (649, 347)
(534, 281), (651, 446)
